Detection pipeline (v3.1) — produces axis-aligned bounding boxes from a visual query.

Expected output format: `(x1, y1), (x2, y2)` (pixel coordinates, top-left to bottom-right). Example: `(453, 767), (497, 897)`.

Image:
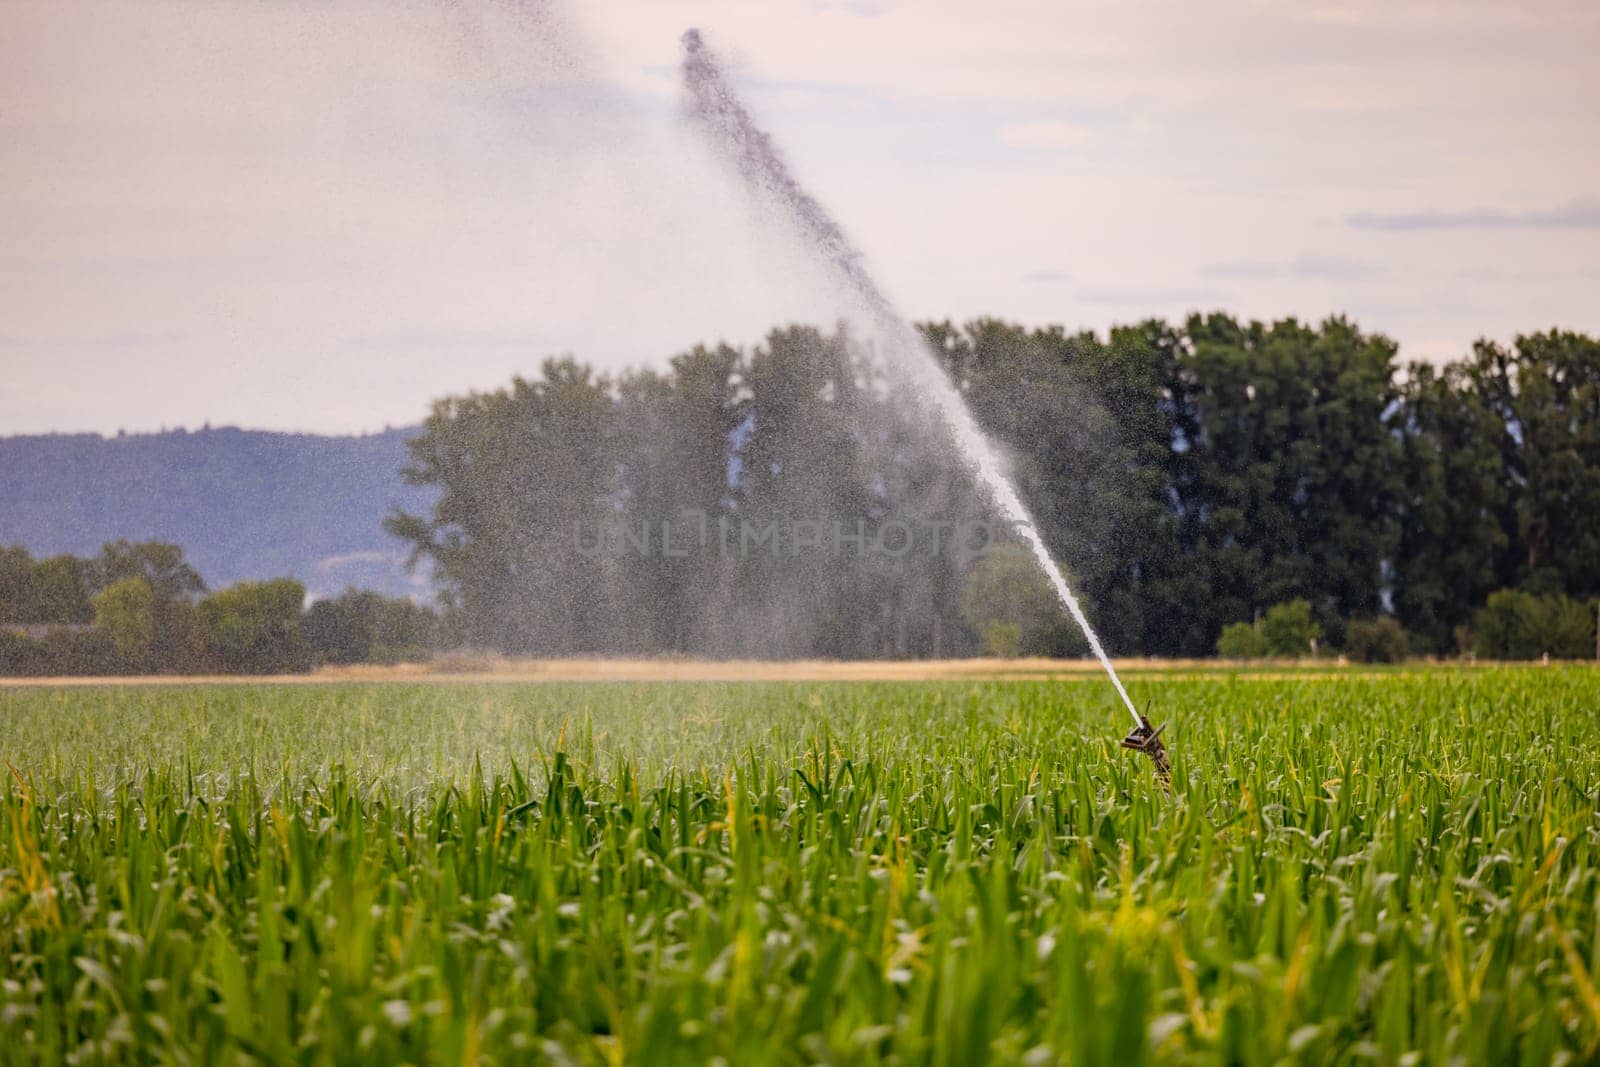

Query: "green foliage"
(389, 315), (1600, 660)
(1392, 363), (1509, 650)
(195, 578), (311, 674)
(303, 588), (439, 665)
(390, 334), (983, 659)
(7, 319), (1600, 662)
(928, 319), (1151, 653)
(1215, 621), (1265, 658)
(0, 547), (94, 624)
(2, 541), (442, 676)
(1, 670), (1598, 1062)
(1482, 333), (1600, 594)
(0, 631), (30, 675)
(92, 540), (205, 603)
(0, 628), (116, 676)
(1345, 616), (1410, 663)
(1178, 316), (1404, 651)
(981, 621), (1022, 657)
(93, 576), (156, 664)
(6, 319), (1600, 665)
(370, 318), (1600, 660)
(0, 542), (209, 675)
(0, 546), (29, 622)
(1473, 588), (1596, 660)
(33, 629), (117, 674)
(1261, 599), (1322, 656)
(87, 542), (208, 673)
(388, 358), (622, 655)
(26, 555), (95, 624)
(960, 544), (1086, 657)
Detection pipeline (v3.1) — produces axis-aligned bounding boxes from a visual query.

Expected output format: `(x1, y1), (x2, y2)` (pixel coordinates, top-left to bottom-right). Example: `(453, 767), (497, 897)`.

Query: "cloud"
(1347, 197), (1600, 231)
(0, 329), (189, 349)
(1075, 285), (1230, 307)
(340, 329), (556, 354)
(1200, 260), (1278, 279)
(1458, 265), (1600, 282)
(996, 119), (1092, 150)
(808, 0), (892, 15)
(1292, 254), (1379, 279)
(1201, 254), (1377, 280)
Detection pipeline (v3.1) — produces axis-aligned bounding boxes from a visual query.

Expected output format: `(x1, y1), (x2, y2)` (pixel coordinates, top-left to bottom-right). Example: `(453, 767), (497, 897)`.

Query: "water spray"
(680, 29), (1170, 786)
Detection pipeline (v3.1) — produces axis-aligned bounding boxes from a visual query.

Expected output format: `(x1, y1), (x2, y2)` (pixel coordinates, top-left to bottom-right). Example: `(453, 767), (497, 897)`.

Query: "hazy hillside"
(0, 427), (436, 599)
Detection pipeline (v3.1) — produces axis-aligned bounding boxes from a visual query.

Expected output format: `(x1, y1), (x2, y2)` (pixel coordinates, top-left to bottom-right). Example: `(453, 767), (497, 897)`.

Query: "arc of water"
(680, 29), (1142, 729)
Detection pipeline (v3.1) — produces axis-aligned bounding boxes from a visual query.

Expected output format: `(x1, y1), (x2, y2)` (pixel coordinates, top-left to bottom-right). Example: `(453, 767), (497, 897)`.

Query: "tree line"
(0, 542), (439, 675)
(388, 314), (1599, 661)
(5, 314), (1594, 671)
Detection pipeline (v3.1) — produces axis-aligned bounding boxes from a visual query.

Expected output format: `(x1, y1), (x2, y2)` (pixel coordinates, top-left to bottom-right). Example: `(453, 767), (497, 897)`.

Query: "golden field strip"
(0, 654), (1528, 687)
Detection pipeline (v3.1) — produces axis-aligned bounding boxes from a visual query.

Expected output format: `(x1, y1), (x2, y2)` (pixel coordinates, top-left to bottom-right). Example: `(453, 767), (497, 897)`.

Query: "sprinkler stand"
(1120, 715), (1171, 787)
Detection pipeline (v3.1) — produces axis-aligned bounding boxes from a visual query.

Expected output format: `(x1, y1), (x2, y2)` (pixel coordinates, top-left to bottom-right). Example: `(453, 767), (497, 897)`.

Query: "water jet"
(679, 29), (1170, 784)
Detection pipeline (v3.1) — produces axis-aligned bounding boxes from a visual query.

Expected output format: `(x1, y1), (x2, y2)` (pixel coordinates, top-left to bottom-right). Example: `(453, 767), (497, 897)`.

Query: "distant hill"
(0, 427), (437, 600)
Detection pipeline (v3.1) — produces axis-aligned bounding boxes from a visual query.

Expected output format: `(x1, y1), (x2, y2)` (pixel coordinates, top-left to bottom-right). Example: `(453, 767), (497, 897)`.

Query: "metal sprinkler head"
(1120, 713), (1171, 788)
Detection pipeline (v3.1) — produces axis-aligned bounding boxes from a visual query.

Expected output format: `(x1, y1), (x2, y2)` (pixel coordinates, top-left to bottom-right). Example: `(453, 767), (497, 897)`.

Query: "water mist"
(679, 29), (1145, 732)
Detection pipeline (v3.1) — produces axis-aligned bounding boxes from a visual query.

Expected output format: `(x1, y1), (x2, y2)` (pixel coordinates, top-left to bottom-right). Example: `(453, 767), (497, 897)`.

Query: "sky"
(3, 0), (1597, 435)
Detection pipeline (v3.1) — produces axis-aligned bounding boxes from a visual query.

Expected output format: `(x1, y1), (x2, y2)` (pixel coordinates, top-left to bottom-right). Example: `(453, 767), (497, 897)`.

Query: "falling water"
(680, 29), (1142, 728)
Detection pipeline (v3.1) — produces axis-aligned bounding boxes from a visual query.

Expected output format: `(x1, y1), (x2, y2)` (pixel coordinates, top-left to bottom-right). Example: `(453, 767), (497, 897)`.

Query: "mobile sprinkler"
(679, 28), (1172, 787)
(1119, 710), (1172, 789)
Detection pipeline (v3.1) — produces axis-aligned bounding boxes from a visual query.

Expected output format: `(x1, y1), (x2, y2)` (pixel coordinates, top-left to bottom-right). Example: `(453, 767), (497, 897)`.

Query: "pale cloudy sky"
(3, 0), (1597, 434)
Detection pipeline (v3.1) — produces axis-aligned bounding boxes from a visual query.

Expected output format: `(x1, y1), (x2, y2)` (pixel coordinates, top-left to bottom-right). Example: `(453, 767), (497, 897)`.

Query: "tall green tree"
(0, 548), (94, 624)
(611, 344), (743, 655)
(0, 547), (31, 624)
(94, 577), (156, 665)
(93, 541), (205, 603)
(731, 326), (880, 658)
(380, 317), (1597, 663)
(923, 319), (1153, 651)
(1180, 315), (1404, 649)
(1485, 332), (1600, 595)
(1393, 362), (1509, 651)
(388, 358), (620, 655)
(195, 579), (310, 674)
(1074, 319), (1199, 654)
(92, 541), (206, 671)
(303, 588), (439, 665)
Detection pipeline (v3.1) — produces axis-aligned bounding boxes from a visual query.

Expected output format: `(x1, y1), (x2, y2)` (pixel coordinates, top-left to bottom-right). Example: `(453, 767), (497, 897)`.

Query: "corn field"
(2, 669), (1597, 1063)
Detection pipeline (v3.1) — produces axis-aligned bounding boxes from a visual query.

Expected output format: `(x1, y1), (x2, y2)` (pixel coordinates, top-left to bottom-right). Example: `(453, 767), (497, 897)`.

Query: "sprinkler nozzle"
(1120, 715), (1171, 788)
